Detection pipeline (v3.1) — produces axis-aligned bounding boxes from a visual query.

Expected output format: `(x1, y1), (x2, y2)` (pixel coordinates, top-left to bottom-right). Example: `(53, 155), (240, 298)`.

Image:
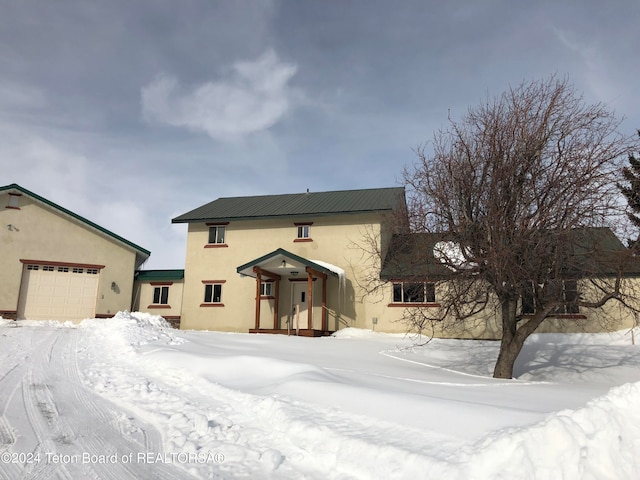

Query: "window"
(392, 282), (436, 304)
(58, 266), (69, 273)
(43, 266), (55, 272)
(27, 265), (39, 271)
(87, 269), (99, 275)
(260, 282), (273, 297)
(73, 267), (84, 274)
(294, 222), (313, 242)
(208, 226), (226, 245)
(153, 286), (169, 305)
(297, 225), (310, 239)
(204, 283), (223, 303)
(556, 280), (579, 314)
(6, 194), (20, 209)
(521, 280), (580, 315)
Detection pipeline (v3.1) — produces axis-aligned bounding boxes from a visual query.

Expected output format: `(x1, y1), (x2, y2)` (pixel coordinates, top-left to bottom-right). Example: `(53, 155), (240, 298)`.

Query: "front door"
(291, 282), (309, 329)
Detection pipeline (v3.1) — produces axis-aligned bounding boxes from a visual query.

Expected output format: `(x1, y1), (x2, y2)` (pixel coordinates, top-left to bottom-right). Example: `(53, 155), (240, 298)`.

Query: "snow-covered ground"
(1, 312), (639, 479)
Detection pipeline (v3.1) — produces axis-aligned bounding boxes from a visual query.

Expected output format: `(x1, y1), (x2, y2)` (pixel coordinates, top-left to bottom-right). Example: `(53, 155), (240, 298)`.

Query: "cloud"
(141, 49), (299, 140)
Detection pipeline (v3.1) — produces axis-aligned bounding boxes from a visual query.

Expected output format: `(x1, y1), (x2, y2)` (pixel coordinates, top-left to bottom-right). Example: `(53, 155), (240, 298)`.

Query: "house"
(171, 187), (407, 334)
(170, 186), (640, 338)
(133, 269), (184, 327)
(0, 183), (150, 321)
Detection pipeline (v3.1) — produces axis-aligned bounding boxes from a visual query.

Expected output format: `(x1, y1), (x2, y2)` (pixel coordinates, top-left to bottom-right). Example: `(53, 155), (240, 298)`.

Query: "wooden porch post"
(273, 279), (280, 329)
(307, 270), (313, 329)
(254, 270), (261, 330)
(321, 276), (327, 331)
(253, 267), (281, 331)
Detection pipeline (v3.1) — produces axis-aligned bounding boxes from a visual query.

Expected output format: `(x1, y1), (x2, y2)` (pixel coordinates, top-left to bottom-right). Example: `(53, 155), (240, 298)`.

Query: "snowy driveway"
(0, 324), (185, 479)
(1, 313), (640, 479)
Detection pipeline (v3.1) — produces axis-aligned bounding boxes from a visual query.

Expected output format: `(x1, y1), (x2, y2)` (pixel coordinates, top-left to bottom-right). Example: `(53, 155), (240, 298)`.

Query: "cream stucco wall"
(368, 278), (640, 339)
(178, 213), (389, 332)
(0, 191), (143, 319)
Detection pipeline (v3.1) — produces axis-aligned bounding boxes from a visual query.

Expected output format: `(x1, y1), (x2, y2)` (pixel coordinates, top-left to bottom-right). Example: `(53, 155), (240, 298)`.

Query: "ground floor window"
(153, 286), (169, 305)
(392, 282), (436, 304)
(204, 283), (223, 303)
(260, 281), (273, 297)
(521, 280), (579, 315)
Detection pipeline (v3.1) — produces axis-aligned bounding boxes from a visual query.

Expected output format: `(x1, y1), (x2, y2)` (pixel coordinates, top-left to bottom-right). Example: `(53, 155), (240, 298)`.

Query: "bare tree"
(398, 76), (640, 378)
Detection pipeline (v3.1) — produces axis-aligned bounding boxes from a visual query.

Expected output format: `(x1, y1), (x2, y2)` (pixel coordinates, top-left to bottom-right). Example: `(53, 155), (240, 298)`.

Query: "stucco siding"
(179, 213), (386, 331)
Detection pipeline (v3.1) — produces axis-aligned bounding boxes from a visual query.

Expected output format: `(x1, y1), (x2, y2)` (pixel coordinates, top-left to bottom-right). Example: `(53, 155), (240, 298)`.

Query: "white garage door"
(17, 264), (100, 321)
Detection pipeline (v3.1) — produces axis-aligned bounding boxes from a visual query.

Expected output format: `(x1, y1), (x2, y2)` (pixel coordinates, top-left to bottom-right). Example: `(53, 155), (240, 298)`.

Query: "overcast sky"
(2, 1), (639, 269)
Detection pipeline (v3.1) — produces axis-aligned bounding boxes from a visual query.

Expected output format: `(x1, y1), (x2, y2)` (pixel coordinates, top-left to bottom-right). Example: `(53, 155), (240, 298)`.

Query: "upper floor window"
(392, 282), (436, 304)
(6, 193), (21, 209)
(208, 225), (226, 244)
(294, 222), (313, 242)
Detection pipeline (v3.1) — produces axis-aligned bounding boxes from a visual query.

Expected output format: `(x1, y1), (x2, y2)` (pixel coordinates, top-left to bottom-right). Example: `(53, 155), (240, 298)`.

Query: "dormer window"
(294, 222), (313, 242)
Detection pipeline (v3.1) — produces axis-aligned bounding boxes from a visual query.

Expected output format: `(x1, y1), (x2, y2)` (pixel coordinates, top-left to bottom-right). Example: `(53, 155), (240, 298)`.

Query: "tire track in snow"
(0, 326), (189, 479)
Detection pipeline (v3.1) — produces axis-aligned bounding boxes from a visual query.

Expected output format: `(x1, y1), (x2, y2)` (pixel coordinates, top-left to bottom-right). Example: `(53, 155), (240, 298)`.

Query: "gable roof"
(172, 187), (405, 223)
(381, 228), (640, 280)
(237, 248), (340, 278)
(1, 183), (150, 265)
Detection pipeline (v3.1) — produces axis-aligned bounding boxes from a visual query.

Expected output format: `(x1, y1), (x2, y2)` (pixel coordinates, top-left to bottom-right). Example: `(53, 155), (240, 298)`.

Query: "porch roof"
(237, 248), (340, 279)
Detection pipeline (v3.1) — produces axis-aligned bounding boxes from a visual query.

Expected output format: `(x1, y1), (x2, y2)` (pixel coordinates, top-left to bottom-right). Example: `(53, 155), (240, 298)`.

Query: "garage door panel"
(18, 265), (100, 321)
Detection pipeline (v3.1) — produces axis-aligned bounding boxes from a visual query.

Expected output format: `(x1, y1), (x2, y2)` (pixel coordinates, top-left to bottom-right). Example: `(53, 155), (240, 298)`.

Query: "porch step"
(249, 328), (334, 337)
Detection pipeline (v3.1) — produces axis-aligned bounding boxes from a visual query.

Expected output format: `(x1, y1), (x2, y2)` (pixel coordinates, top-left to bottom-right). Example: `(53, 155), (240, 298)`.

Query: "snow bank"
(463, 381), (640, 479)
(79, 311), (183, 348)
(70, 315), (640, 479)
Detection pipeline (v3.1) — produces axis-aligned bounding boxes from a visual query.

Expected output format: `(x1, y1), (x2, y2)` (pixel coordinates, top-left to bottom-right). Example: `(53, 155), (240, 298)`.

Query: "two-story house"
(170, 187), (406, 334)
(139, 186), (640, 338)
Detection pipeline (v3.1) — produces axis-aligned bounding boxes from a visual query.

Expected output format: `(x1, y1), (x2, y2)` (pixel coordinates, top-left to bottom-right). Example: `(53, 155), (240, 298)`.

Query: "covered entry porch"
(237, 248), (340, 336)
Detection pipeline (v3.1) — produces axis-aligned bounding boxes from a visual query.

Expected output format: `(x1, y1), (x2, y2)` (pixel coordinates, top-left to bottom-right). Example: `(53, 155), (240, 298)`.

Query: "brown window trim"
(293, 238), (313, 243)
(260, 296), (276, 300)
(150, 282), (173, 286)
(200, 303), (225, 307)
(147, 305), (172, 309)
(20, 259), (106, 270)
(201, 280), (227, 284)
(205, 222), (230, 226)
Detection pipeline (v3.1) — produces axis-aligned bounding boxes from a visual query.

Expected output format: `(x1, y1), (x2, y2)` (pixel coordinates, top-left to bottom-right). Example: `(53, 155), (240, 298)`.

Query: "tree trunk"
(493, 297), (523, 379)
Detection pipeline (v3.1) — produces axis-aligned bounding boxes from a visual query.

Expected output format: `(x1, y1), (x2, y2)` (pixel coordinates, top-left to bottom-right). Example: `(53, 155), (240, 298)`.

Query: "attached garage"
(1, 183), (150, 321)
(17, 262), (102, 321)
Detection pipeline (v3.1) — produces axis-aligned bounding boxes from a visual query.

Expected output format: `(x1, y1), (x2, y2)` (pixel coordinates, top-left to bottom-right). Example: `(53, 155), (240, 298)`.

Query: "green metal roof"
(1, 183), (151, 264)
(381, 228), (640, 280)
(172, 187), (405, 223)
(135, 269), (185, 282)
